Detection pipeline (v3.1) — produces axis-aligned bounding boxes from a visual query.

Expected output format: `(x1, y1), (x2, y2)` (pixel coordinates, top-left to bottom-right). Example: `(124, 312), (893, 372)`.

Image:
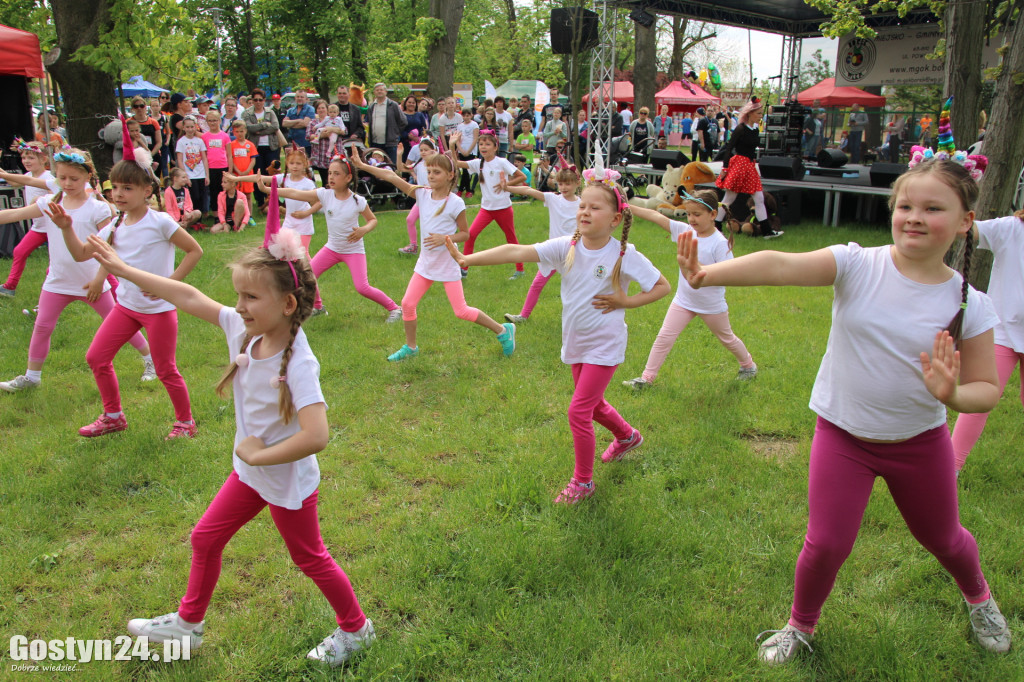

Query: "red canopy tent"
(582, 81), (634, 104)
(654, 80), (720, 110)
(0, 25), (44, 78)
(795, 78), (886, 108)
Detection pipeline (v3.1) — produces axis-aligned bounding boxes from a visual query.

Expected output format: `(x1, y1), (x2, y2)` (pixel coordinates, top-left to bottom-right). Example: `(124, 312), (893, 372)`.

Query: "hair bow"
(54, 149), (85, 165)
(10, 136), (45, 153)
(479, 128), (497, 137)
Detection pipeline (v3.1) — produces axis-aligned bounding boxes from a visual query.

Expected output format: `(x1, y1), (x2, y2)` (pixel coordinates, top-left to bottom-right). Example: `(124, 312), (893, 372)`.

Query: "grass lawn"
(1, 199), (1020, 680)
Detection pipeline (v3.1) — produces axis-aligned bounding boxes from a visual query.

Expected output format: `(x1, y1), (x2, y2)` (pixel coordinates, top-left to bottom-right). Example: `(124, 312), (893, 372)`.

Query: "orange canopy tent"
(582, 81), (634, 104)
(795, 78), (886, 108)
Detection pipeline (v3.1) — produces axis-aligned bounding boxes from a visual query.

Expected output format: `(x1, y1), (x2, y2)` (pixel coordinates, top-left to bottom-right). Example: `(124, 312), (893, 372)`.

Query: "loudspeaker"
(0, 75), (34, 155)
(0, 186), (27, 257)
(817, 148), (849, 168)
(758, 156), (805, 181)
(550, 8), (600, 55)
(650, 148), (689, 170)
(870, 162), (908, 188)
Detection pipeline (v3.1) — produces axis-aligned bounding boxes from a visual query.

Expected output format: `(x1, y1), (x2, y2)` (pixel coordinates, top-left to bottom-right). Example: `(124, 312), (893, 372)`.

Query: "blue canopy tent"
(117, 75), (168, 98)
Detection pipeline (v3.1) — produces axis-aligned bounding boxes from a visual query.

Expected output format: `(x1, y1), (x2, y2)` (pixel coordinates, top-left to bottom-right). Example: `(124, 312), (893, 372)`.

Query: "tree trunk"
(344, 0), (370, 84)
(668, 17), (686, 82)
(48, 0), (117, 178)
(633, 21), (657, 114)
(426, 0), (464, 100)
(943, 0), (985, 149)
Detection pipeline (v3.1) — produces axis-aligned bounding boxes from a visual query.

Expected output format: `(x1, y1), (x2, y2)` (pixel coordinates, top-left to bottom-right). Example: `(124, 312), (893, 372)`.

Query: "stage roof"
(609, 1), (938, 37)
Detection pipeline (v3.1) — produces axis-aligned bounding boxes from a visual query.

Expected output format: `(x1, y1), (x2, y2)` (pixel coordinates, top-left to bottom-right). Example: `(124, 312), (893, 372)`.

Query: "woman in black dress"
(715, 98), (780, 238)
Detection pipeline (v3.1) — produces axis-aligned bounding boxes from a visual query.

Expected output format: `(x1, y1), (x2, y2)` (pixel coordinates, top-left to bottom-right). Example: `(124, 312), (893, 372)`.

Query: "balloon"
(708, 63), (722, 91)
(698, 69), (708, 88)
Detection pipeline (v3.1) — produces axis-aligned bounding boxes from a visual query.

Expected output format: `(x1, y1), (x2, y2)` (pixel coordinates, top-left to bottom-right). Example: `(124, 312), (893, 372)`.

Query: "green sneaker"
(388, 344), (419, 362)
(497, 323), (515, 356)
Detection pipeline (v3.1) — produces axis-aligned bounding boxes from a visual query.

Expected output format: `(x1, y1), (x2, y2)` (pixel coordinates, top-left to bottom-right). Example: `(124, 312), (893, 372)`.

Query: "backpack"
(705, 116), (718, 150)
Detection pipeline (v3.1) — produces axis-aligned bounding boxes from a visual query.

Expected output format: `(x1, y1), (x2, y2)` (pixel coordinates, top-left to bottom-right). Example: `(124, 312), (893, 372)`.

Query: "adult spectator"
(682, 111), (694, 157)
(169, 93), (192, 149)
(541, 87), (562, 125)
(542, 107), (568, 157)
(493, 96), (513, 157)
(918, 112), (933, 147)
(886, 113), (905, 162)
(514, 95), (534, 138)
(241, 88), (281, 211)
(270, 93), (283, 122)
(716, 108), (728, 146)
(237, 94), (250, 110)
(221, 97), (239, 138)
(335, 86), (365, 145)
(628, 107), (655, 158)
(694, 106), (715, 162)
(306, 99), (335, 186)
(365, 83), (408, 165)
(802, 110), (822, 160)
(436, 97), (461, 148)
(335, 85), (348, 106)
(130, 96), (162, 171)
(847, 103), (868, 164)
(282, 89), (315, 155)
(399, 94), (428, 163)
(653, 104), (673, 139)
(619, 102), (633, 126)
(159, 100), (174, 176)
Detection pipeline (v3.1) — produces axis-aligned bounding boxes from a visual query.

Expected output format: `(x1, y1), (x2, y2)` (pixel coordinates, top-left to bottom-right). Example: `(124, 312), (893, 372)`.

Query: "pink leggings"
(642, 303), (754, 382)
(463, 207), (523, 272)
(310, 248), (397, 311)
(406, 204), (420, 245)
(86, 305), (192, 421)
(951, 344), (1024, 470)
(300, 234), (323, 310)
(569, 363), (633, 483)
(520, 271), (553, 317)
(178, 471), (366, 631)
(790, 417), (989, 630)
(29, 289), (147, 364)
(4, 229), (47, 291)
(401, 272), (480, 322)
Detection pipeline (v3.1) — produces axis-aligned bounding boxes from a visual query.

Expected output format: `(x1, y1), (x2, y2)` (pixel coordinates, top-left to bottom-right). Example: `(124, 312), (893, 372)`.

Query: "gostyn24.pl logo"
(9, 635), (192, 666)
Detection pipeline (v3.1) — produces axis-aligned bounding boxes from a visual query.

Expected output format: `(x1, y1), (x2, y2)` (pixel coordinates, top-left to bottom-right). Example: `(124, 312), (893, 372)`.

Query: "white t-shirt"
(36, 194), (113, 296)
(413, 187), (465, 282)
(620, 109), (633, 125)
(317, 188), (368, 255)
(809, 243), (998, 440)
(254, 110), (270, 147)
(278, 174), (316, 236)
(409, 158), (430, 186)
(542, 192), (579, 239)
(668, 220), (731, 314)
(96, 209), (180, 314)
(495, 111), (513, 143)
(438, 113), (461, 137)
(977, 216), (1024, 353)
(220, 307), (324, 510)
(175, 135), (207, 180)
(534, 235), (662, 366)
(26, 171), (58, 233)
(467, 156), (517, 211)
(456, 121), (479, 155)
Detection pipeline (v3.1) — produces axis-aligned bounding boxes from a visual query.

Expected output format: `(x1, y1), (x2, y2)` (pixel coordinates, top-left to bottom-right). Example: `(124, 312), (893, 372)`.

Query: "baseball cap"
(696, 107), (706, 115)
(170, 93), (185, 107)
(271, 94), (281, 101)
(196, 96), (211, 104)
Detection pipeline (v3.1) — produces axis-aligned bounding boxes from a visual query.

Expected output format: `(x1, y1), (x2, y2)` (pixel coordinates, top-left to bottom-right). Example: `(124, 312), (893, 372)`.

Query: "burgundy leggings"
(463, 207), (523, 272)
(789, 417), (989, 630)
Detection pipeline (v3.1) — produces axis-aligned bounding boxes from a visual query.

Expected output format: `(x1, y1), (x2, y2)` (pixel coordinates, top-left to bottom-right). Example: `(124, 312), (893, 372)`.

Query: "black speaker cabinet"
(0, 185), (28, 257)
(550, 8), (600, 55)
(870, 162), (908, 188)
(650, 148), (689, 170)
(817, 148), (849, 168)
(758, 156), (805, 181)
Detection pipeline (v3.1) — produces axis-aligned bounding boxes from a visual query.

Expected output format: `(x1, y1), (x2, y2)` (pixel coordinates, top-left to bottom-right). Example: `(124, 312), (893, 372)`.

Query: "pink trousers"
(4, 229), (47, 290)
(299, 234), (323, 310)
(463, 207), (523, 272)
(406, 204), (420, 245)
(789, 417), (989, 630)
(951, 343), (1024, 470)
(309, 247), (397, 311)
(519, 271), (553, 318)
(400, 272), (480, 322)
(29, 289), (147, 364)
(178, 471), (366, 631)
(642, 303), (754, 382)
(569, 363), (633, 483)
(86, 304), (192, 421)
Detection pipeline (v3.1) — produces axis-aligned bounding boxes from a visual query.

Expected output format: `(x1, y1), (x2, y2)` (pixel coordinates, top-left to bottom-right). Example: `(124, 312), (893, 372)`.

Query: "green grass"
(0, 201), (1021, 680)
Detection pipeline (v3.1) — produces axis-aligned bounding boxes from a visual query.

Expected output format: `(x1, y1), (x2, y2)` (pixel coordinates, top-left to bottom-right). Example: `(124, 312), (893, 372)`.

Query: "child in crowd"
(202, 112), (232, 213)
(674, 158), (1011, 662)
(175, 116), (209, 222)
(163, 168), (202, 230)
(514, 119), (536, 169)
(512, 154), (531, 193)
(350, 148), (516, 361)
(455, 109), (479, 198)
(211, 175), (250, 234)
(88, 228), (374, 668)
(228, 120), (258, 225)
(54, 160), (203, 440)
(0, 139), (58, 297)
(445, 165), (670, 503)
(0, 149), (154, 393)
(395, 138), (438, 255)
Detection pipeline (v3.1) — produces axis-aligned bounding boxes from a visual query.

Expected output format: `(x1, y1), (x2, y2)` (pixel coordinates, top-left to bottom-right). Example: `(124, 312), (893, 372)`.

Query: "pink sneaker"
(166, 420), (197, 440)
(79, 413), (128, 437)
(600, 428), (643, 463)
(554, 478), (595, 504)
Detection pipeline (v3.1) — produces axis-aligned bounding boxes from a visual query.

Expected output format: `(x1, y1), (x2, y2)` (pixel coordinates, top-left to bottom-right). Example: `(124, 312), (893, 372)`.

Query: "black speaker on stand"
(869, 162), (908, 188)
(758, 156), (805, 181)
(650, 149), (689, 170)
(817, 148), (849, 168)
(550, 8), (600, 55)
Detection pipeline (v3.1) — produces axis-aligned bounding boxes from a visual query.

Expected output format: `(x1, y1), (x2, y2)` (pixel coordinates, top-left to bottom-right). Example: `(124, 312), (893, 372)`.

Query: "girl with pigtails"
(446, 155), (670, 504)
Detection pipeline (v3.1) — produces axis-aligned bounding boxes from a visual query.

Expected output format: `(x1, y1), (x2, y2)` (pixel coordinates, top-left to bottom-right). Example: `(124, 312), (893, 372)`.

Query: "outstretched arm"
(350, 148), (416, 196)
(0, 203), (45, 226)
(504, 182), (545, 201)
(0, 170), (50, 189)
(629, 204), (673, 232)
(86, 234), (222, 325)
(676, 233), (837, 289)
(444, 236), (539, 268)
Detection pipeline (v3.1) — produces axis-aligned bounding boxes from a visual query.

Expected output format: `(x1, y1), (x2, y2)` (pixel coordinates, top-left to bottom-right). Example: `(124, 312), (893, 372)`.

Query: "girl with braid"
(676, 159), (1011, 663)
(446, 163), (670, 504)
(89, 226), (375, 668)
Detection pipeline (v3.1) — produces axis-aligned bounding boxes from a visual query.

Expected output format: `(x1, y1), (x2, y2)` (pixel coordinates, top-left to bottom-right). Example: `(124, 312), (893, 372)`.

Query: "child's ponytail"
(945, 234), (973, 348)
(610, 205), (633, 291)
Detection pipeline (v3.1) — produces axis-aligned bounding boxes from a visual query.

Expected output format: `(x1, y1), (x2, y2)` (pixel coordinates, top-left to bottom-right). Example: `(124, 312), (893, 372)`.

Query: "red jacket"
(217, 190), (251, 228)
(163, 185), (193, 221)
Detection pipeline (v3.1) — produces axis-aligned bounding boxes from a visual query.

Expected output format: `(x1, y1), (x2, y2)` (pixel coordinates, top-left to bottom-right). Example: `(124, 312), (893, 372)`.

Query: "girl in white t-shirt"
(0, 150), (152, 393)
(446, 170), (670, 504)
(501, 166), (580, 322)
(455, 109), (480, 197)
(351, 148), (516, 362)
(450, 129), (529, 279)
(623, 190), (756, 389)
(54, 160), (203, 440)
(395, 138), (437, 255)
(174, 116), (209, 221)
(254, 155), (400, 321)
(88, 232), (375, 668)
(0, 140), (58, 296)
(677, 159), (1010, 662)
(951, 207), (1024, 472)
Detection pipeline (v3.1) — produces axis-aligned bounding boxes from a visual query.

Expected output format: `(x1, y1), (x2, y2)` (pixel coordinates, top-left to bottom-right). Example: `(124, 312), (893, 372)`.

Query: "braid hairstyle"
(946, 233), (972, 347)
(610, 203), (633, 291)
(216, 247), (318, 423)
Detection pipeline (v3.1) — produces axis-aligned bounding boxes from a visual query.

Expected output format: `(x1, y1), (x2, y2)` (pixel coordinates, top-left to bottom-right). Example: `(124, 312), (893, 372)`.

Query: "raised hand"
(43, 202), (72, 231)
(920, 331), (960, 404)
(676, 232), (707, 289)
(444, 235), (468, 267)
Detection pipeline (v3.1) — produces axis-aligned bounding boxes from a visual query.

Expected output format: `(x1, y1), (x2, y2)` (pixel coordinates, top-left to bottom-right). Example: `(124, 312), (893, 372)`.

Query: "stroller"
(342, 142), (412, 210)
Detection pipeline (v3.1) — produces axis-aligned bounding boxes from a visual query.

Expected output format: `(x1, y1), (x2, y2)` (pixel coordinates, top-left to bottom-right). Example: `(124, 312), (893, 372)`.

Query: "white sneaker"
(0, 375), (39, 393)
(737, 364), (758, 380)
(622, 376), (651, 390)
(386, 307), (403, 324)
(757, 624), (813, 664)
(968, 596), (1011, 653)
(127, 612), (204, 648)
(504, 313), (527, 324)
(140, 359), (157, 382)
(307, 619), (375, 667)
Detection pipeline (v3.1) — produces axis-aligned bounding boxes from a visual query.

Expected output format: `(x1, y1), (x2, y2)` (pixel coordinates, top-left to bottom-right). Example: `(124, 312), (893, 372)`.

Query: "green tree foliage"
(798, 48), (833, 92)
